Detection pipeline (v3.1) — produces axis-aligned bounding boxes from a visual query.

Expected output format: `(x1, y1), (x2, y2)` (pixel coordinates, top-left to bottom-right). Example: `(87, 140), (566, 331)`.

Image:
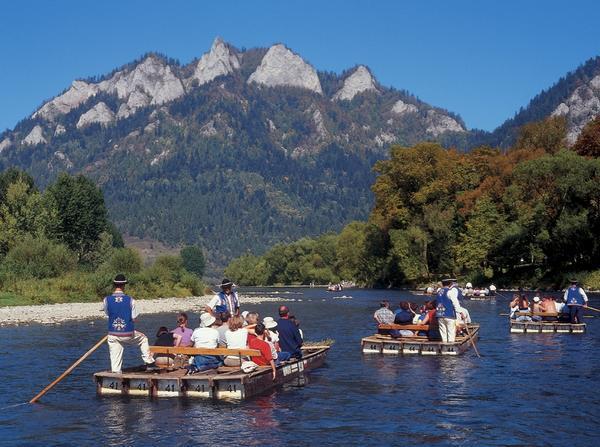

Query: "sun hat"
(263, 316), (277, 329)
(533, 296), (540, 303)
(218, 278), (234, 288)
(241, 310), (249, 319)
(200, 312), (216, 327)
(113, 274), (128, 285)
(241, 361), (259, 373)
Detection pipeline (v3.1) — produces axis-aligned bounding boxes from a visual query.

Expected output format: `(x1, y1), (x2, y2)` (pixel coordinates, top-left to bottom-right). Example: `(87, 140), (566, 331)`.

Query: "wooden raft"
(93, 346), (330, 400)
(361, 323), (480, 356)
(509, 318), (586, 334)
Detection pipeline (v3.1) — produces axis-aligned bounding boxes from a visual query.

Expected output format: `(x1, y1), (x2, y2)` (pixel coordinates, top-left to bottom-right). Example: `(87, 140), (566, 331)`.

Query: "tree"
(0, 168), (36, 204)
(180, 245), (205, 278)
(514, 116), (567, 154)
(573, 115), (600, 157)
(45, 174), (108, 261)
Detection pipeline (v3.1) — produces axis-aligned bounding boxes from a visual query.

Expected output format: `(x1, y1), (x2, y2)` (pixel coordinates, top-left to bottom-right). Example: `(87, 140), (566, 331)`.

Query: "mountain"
(471, 56), (600, 148)
(0, 38), (467, 274)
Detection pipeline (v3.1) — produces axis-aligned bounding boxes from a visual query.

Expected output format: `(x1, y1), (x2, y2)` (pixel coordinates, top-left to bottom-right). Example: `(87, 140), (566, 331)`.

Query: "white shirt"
(447, 287), (463, 317)
(563, 287), (588, 303)
(191, 327), (219, 348)
(225, 328), (248, 349)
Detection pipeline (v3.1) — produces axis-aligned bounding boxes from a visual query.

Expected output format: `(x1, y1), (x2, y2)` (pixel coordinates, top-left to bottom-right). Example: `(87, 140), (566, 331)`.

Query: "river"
(0, 288), (598, 446)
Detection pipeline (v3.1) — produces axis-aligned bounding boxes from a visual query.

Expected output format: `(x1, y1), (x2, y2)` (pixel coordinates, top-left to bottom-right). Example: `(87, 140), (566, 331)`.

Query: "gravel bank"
(0, 294), (293, 326)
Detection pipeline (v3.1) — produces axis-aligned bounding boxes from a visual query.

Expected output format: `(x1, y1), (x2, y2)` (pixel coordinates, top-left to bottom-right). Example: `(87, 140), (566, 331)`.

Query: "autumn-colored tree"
(514, 116), (567, 154)
(573, 115), (600, 157)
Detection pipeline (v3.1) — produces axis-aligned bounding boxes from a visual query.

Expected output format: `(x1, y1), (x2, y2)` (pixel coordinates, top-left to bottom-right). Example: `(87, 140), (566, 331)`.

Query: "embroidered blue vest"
(436, 287), (456, 319)
(106, 293), (135, 336)
(566, 286), (584, 305)
(214, 291), (239, 314)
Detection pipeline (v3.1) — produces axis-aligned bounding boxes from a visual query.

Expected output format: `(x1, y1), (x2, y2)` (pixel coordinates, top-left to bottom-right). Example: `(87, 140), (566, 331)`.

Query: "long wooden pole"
(463, 324), (481, 358)
(29, 335), (108, 404)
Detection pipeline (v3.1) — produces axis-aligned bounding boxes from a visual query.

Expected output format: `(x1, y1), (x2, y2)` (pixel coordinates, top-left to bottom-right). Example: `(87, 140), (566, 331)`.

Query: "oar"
(582, 305), (600, 313)
(30, 335), (108, 404)
(462, 324), (481, 358)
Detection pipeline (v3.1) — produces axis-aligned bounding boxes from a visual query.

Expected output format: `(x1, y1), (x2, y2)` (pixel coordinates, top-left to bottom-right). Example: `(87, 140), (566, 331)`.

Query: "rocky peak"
(333, 65), (377, 101)
(551, 75), (600, 144)
(22, 125), (47, 145)
(425, 110), (465, 136)
(391, 99), (418, 115)
(0, 137), (12, 153)
(190, 37), (240, 86)
(76, 102), (115, 128)
(99, 55), (185, 106)
(33, 80), (99, 121)
(247, 44), (322, 94)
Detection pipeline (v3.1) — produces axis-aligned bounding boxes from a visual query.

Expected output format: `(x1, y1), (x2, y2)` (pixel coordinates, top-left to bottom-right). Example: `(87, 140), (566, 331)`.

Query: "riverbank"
(0, 294), (292, 326)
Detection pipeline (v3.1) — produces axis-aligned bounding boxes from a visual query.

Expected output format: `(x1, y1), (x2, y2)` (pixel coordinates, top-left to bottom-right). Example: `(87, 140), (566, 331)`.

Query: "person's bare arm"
(270, 359), (276, 380)
(173, 333), (182, 347)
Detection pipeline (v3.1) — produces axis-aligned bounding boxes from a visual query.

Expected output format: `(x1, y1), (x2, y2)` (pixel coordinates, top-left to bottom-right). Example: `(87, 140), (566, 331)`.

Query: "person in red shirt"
(248, 323), (277, 381)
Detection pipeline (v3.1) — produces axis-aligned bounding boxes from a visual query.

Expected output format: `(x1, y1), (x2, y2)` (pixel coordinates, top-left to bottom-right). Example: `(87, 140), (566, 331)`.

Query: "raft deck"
(94, 346), (329, 400)
(361, 323), (480, 356)
(509, 318), (586, 334)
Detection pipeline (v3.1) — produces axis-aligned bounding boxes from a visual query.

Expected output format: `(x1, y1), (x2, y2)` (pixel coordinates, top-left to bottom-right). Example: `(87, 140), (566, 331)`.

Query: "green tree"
(45, 174), (108, 261)
(1, 235), (76, 279)
(180, 245), (205, 277)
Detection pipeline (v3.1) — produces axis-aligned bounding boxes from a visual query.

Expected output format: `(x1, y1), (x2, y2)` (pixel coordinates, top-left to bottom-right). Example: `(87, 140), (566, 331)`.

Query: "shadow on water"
(0, 288), (599, 446)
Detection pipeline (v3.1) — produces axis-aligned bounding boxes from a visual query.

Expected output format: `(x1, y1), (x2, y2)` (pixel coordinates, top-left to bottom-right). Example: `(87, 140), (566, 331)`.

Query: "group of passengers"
(152, 279), (304, 379)
(509, 279), (588, 324)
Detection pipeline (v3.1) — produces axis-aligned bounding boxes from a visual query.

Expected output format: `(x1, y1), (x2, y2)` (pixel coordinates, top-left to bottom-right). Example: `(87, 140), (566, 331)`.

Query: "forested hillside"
(0, 39), (466, 274)
(226, 117), (600, 288)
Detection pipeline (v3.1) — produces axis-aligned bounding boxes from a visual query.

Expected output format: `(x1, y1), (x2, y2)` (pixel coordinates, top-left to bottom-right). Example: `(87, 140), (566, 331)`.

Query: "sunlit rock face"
(189, 37), (240, 86)
(248, 44), (322, 94)
(552, 76), (600, 144)
(22, 125), (47, 145)
(76, 102), (115, 128)
(333, 65), (377, 101)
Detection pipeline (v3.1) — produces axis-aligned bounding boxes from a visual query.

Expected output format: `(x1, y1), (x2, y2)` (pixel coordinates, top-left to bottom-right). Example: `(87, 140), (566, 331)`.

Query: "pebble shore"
(0, 294), (292, 326)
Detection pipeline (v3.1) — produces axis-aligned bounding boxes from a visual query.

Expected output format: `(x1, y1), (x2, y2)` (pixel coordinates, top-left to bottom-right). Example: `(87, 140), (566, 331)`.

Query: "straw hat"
(200, 312), (216, 327)
(263, 316), (278, 329)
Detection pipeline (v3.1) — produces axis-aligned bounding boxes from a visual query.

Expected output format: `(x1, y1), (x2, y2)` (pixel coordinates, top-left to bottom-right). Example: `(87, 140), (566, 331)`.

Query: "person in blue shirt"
(393, 301), (416, 336)
(564, 279), (588, 324)
(276, 305), (303, 359)
(103, 274), (156, 373)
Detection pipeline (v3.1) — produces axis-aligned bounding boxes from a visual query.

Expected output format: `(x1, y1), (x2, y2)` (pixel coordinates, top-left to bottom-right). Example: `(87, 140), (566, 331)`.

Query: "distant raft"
(509, 319), (586, 334)
(94, 345), (329, 400)
(361, 323), (480, 356)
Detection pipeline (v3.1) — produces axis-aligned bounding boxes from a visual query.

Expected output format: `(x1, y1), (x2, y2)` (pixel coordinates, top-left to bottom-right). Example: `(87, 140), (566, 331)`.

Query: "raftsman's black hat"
(441, 278), (456, 286)
(113, 274), (128, 285)
(569, 278), (578, 283)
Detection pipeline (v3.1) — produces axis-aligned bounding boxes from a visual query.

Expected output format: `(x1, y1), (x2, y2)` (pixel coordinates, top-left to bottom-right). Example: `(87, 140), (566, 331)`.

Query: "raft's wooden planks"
(378, 323), (430, 331)
(509, 320), (586, 334)
(94, 347), (330, 400)
(361, 324), (480, 356)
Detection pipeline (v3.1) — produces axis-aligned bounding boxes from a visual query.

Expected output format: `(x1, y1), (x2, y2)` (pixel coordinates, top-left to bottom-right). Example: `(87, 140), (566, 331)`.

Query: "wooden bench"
(514, 312), (558, 317)
(378, 324), (430, 331)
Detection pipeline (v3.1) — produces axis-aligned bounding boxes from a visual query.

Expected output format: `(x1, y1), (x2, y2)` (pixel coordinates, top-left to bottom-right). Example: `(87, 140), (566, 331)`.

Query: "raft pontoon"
(509, 311), (586, 333)
(361, 323), (480, 356)
(94, 345), (329, 400)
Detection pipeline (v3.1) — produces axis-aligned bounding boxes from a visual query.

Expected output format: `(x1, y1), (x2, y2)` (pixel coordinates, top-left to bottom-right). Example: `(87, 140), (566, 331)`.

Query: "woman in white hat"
(262, 317), (291, 363)
(188, 312), (222, 373)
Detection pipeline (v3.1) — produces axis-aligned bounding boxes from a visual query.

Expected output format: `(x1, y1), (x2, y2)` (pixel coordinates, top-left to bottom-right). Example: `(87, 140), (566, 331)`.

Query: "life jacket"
(105, 293), (135, 336)
(214, 291), (239, 314)
(436, 287), (457, 319)
(566, 286), (584, 306)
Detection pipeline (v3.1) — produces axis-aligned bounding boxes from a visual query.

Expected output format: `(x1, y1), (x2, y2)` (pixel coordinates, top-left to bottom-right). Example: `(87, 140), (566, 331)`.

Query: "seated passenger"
(188, 313), (222, 373)
(217, 311), (231, 347)
(171, 312), (193, 347)
(263, 317), (291, 363)
(374, 300), (395, 331)
(393, 302), (415, 336)
(510, 295), (532, 321)
(417, 300), (437, 336)
(153, 326), (182, 367)
(289, 314), (304, 340)
(277, 305), (303, 359)
(248, 323), (277, 381)
(224, 315), (249, 366)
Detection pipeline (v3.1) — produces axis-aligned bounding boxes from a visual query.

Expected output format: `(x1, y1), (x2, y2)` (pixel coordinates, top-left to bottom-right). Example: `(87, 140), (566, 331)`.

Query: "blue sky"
(1, 0), (599, 132)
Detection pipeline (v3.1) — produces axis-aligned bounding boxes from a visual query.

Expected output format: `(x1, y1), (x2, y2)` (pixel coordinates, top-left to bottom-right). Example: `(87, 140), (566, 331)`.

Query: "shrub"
(180, 245), (205, 277)
(1, 235), (77, 279)
(105, 247), (143, 275)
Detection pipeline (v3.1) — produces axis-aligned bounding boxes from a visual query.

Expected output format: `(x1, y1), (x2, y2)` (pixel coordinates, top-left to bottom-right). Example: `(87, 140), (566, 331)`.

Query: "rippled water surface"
(1, 288), (599, 446)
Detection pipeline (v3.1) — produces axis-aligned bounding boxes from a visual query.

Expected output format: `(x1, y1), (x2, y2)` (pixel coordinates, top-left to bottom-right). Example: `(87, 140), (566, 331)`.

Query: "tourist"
(277, 305), (303, 359)
(153, 326), (182, 367)
(373, 300), (395, 327)
(531, 296), (543, 321)
(417, 300), (437, 336)
(205, 278), (240, 316)
(435, 278), (462, 343)
(245, 311), (259, 326)
(102, 274), (155, 373)
(263, 316), (291, 363)
(248, 323), (277, 381)
(393, 302), (415, 336)
(171, 312), (193, 347)
(289, 314), (304, 340)
(217, 311), (231, 347)
(564, 279), (588, 324)
(189, 312), (222, 373)
(224, 315), (249, 366)
(489, 284), (497, 296)
(510, 294), (532, 321)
